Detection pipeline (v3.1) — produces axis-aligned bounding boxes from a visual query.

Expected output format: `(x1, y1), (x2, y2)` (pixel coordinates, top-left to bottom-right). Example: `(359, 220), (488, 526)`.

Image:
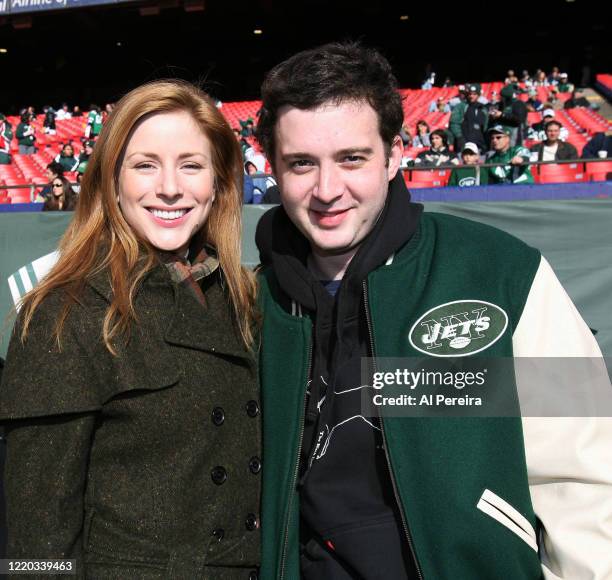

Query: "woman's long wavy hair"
(19, 79), (257, 352)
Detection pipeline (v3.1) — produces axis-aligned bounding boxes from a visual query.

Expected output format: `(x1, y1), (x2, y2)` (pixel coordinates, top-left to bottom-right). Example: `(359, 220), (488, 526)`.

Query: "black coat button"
(211, 466), (227, 485)
(245, 513), (259, 531)
(246, 400), (260, 417)
(211, 407), (225, 426)
(249, 457), (261, 474)
(211, 528), (224, 541)
(249, 571), (258, 580)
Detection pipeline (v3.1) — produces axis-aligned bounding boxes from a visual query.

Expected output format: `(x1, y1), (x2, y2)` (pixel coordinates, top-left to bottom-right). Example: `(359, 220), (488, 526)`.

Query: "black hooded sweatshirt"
(256, 174), (423, 579)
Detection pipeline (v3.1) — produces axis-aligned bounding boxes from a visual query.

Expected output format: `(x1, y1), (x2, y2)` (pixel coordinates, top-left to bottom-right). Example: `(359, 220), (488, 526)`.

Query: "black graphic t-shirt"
(299, 285), (417, 579)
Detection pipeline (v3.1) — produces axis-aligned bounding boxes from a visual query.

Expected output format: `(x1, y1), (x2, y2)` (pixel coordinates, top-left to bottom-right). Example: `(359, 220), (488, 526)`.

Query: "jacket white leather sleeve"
(513, 256), (612, 579)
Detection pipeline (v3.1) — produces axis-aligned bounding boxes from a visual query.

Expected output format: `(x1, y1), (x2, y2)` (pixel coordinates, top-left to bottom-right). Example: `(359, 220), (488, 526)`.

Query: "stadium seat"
(537, 163), (587, 184)
(586, 161), (612, 182)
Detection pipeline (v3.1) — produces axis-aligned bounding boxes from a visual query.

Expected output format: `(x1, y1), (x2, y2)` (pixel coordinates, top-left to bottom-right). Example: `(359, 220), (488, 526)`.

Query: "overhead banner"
(0, 0), (126, 15)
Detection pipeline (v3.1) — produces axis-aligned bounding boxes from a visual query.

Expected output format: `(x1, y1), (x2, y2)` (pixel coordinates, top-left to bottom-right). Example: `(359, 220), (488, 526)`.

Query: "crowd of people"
(1, 67), (610, 204)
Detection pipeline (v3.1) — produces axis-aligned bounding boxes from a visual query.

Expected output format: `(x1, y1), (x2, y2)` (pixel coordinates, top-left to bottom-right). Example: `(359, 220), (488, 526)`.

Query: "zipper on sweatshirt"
(362, 280), (424, 580)
(279, 330), (313, 580)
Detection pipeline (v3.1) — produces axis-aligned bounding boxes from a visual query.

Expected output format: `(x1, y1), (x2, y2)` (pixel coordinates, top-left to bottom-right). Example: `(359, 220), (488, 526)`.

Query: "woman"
(0, 80), (260, 578)
(411, 119), (431, 148)
(42, 175), (76, 211)
(55, 143), (80, 173)
(414, 129), (459, 167)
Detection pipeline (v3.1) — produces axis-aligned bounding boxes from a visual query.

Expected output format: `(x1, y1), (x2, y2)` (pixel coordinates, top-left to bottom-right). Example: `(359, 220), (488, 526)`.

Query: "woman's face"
(431, 134), (443, 149)
(52, 180), (64, 197)
(118, 110), (216, 255)
(63, 145), (74, 157)
(418, 123), (427, 134)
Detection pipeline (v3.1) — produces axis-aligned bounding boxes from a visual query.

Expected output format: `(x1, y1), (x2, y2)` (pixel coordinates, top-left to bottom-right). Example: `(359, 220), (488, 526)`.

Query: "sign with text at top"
(0, 0), (129, 15)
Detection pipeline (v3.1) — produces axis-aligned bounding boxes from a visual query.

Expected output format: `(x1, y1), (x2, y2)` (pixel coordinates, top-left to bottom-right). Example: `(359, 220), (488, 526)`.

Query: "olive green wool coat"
(0, 265), (261, 580)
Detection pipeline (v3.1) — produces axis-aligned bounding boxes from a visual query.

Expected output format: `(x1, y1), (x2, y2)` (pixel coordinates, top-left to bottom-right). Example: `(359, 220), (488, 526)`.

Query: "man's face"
(545, 124), (560, 143)
(490, 132), (510, 152)
(467, 91), (479, 104)
(273, 100), (402, 258)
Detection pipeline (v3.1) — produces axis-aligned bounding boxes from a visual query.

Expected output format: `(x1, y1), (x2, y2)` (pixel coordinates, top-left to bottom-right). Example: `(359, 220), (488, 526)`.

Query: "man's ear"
(387, 135), (403, 181)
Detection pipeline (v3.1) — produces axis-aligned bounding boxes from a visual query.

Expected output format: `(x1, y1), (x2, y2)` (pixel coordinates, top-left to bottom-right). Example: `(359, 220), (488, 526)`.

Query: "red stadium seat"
(537, 163), (587, 184)
(586, 161), (612, 182)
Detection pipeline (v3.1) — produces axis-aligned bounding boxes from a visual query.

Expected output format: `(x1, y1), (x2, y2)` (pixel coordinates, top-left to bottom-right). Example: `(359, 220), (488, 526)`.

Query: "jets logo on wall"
(409, 300), (508, 357)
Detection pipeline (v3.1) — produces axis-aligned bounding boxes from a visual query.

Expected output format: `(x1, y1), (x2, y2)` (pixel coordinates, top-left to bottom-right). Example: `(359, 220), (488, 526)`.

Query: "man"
(449, 82), (489, 152)
(486, 124), (534, 184)
(529, 121), (578, 162)
(85, 105), (103, 139)
(564, 88), (590, 109)
(16, 113), (36, 155)
(581, 130), (612, 159)
(557, 73), (574, 93)
(255, 42), (612, 579)
(0, 114), (13, 165)
(448, 141), (488, 186)
(428, 96), (450, 113)
(528, 108), (569, 142)
(490, 85), (528, 146)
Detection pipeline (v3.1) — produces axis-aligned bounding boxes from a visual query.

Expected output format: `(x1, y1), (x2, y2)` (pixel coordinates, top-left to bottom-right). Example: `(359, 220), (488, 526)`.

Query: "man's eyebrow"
(336, 147), (374, 156)
(280, 147), (374, 161)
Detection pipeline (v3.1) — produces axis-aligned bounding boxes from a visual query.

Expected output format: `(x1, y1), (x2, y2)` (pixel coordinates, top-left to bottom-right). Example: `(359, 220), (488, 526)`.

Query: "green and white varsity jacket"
(258, 212), (612, 579)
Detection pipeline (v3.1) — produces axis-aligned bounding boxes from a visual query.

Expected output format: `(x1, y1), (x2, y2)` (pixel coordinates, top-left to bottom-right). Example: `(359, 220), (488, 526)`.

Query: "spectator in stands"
(85, 105), (103, 140)
(38, 161), (65, 200)
(245, 151), (276, 201)
(77, 140), (94, 175)
(54, 143), (80, 173)
(534, 70), (549, 86)
(43, 107), (56, 135)
(102, 102), (115, 124)
(490, 85), (528, 146)
(504, 69), (516, 84)
(240, 117), (255, 137)
(442, 76), (453, 87)
(529, 109), (569, 141)
(520, 70), (532, 86)
(42, 176), (76, 211)
(557, 73), (574, 93)
(16, 113), (36, 155)
(413, 129), (458, 167)
(448, 141), (488, 186)
(525, 88), (544, 112)
(0, 114), (13, 165)
(449, 83), (489, 152)
(412, 120), (431, 148)
(564, 88), (590, 109)
(548, 66), (561, 85)
(72, 105), (83, 117)
(581, 131), (612, 159)
(399, 124), (412, 146)
(233, 127), (251, 157)
(428, 96), (450, 113)
(421, 71), (436, 90)
(529, 120), (578, 161)
(55, 103), (72, 120)
(486, 124), (533, 184)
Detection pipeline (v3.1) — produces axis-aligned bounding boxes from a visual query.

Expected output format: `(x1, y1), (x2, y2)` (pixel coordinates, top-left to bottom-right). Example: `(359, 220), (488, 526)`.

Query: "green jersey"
(87, 110), (103, 137)
(487, 145), (534, 184)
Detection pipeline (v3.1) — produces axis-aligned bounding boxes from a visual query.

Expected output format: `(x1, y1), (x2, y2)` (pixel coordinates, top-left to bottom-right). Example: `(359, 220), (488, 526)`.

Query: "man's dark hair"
(46, 161), (65, 176)
(544, 120), (562, 130)
(256, 41), (403, 164)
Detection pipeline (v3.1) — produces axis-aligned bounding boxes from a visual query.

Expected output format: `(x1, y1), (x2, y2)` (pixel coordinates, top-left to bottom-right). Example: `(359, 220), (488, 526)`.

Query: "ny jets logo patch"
(409, 300), (508, 357)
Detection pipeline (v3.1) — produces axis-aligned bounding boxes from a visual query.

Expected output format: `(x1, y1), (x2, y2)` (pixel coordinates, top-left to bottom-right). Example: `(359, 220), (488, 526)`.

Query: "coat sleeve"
(513, 256), (612, 580)
(4, 413), (95, 570)
(0, 296), (102, 574)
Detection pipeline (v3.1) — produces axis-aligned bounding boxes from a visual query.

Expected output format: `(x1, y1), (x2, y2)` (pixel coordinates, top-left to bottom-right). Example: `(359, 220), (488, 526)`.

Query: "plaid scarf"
(157, 238), (219, 307)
